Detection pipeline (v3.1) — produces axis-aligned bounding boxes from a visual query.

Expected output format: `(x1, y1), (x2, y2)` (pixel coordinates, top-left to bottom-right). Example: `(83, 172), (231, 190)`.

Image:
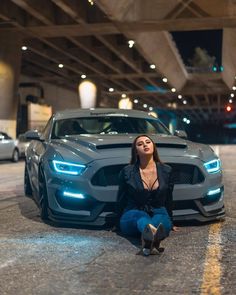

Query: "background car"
(0, 131), (19, 162)
(24, 108), (225, 226)
(17, 134), (31, 158)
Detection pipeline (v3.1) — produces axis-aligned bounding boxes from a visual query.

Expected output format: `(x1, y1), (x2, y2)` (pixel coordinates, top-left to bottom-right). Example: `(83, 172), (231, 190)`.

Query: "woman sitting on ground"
(116, 134), (178, 256)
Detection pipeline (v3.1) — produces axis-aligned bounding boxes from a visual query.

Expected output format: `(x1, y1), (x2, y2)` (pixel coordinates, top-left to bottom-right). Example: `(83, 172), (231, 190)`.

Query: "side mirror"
(25, 130), (44, 141)
(174, 130), (188, 139)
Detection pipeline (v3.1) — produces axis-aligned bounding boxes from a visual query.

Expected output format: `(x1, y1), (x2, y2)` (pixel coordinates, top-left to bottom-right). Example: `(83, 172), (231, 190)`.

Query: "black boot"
(141, 224), (155, 256)
(153, 223), (166, 253)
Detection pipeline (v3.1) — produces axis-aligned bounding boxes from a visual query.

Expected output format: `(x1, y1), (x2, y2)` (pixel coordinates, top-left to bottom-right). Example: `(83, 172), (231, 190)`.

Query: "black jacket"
(116, 162), (174, 221)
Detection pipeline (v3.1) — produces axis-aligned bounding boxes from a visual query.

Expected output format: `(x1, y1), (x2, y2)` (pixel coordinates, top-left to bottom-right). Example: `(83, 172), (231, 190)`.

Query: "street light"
(119, 98), (133, 109)
(78, 80), (97, 108)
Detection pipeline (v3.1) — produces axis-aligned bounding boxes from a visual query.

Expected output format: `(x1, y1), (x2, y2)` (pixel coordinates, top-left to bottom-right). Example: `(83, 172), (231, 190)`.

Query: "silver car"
(0, 132), (19, 162)
(24, 108), (225, 225)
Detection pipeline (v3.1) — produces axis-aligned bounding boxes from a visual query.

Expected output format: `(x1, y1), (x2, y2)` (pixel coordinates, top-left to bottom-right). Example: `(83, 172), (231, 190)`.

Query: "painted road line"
(200, 222), (223, 295)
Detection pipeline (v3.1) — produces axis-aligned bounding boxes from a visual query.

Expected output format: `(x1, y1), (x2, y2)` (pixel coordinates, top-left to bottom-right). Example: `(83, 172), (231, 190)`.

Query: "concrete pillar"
(0, 31), (22, 138)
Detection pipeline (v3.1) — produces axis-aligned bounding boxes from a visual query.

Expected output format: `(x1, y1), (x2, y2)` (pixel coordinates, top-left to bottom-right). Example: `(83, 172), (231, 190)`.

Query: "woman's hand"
(172, 226), (180, 232)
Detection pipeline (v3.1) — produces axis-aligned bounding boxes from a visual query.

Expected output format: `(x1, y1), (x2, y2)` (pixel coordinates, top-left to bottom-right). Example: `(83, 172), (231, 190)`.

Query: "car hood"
(51, 134), (216, 163)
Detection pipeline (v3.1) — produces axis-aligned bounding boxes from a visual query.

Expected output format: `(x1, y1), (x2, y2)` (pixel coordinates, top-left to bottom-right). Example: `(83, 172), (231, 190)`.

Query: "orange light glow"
(226, 105), (232, 112)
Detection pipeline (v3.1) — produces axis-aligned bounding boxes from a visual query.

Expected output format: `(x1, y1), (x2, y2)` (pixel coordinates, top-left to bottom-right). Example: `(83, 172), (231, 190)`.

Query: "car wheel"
(38, 166), (49, 221)
(24, 164), (32, 196)
(12, 149), (19, 162)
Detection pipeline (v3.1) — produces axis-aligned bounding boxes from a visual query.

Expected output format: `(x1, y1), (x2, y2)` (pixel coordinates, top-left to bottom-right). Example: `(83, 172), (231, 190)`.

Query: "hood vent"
(157, 143), (187, 149)
(96, 143), (187, 150)
(97, 143), (132, 149)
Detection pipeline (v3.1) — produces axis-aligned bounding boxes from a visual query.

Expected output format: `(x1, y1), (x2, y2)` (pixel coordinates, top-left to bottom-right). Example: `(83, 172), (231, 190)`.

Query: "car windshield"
(52, 116), (170, 138)
(0, 132), (12, 140)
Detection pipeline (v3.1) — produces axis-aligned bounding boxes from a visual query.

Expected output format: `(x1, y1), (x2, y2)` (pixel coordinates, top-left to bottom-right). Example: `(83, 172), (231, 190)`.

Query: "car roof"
(53, 108), (157, 120)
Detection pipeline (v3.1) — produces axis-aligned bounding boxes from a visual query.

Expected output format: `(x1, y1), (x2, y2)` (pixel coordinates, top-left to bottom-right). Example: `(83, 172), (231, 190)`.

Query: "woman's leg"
(120, 210), (152, 237)
(150, 207), (172, 236)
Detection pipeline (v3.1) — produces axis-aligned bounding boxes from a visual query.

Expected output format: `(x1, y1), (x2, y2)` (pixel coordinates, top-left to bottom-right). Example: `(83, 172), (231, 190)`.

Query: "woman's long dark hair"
(130, 134), (161, 164)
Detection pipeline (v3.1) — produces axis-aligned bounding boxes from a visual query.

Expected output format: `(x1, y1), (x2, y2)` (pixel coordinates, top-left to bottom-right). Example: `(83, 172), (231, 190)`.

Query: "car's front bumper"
(173, 206), (225, 222)
(47, 208), (112, 226)
(43, 156), (225, 225)
(173, 191), (225, 222)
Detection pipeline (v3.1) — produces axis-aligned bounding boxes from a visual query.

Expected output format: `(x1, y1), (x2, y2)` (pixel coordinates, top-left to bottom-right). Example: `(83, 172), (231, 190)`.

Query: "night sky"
(171, 30), (223, 67)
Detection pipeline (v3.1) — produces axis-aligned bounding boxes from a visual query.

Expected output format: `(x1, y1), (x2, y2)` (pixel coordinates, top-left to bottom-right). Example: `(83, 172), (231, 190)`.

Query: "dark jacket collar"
(133, 161), (164, 190)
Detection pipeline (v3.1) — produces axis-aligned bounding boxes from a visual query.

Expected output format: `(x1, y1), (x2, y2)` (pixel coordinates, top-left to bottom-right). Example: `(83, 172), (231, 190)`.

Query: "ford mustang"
(24, 108), (225, 225)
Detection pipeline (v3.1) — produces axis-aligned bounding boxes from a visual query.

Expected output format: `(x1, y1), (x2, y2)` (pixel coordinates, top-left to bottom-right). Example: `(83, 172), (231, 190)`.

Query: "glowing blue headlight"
(52, 160), (86, 175)
(63, 191), (85, 199)
(207, 188), (221, 196)
(203, 159), (221, 174)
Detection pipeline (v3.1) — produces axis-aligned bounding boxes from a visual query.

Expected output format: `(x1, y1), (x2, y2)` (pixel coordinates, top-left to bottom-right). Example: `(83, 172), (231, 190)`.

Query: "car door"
(0, 132), (14, 159)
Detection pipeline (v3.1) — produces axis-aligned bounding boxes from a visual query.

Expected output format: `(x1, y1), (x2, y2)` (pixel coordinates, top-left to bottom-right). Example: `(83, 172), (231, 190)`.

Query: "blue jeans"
(120, 207), (172, 237)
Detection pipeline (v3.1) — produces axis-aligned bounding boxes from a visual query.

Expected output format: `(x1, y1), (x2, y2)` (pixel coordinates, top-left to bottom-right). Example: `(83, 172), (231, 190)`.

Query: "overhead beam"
(3, 16), (236, 37)
(12, 0), (161, 96)
(50, 0), (166, 105)
(11, 0), (54, 25)
(89, 0), (188, 91)
(104, 89), (230, 97)
(89, 73), (161, 79)
(9, 0), (139, 92)
(166, 0), (195, 19)
(176, 0), (209, 18)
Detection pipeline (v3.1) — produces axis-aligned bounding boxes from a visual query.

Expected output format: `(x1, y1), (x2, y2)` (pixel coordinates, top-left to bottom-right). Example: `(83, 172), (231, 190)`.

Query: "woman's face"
(135, 136), (154, 157)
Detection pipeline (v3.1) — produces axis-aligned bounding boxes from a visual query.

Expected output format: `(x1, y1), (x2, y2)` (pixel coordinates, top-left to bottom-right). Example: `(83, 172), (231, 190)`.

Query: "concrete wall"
(19, 75), (80, 112)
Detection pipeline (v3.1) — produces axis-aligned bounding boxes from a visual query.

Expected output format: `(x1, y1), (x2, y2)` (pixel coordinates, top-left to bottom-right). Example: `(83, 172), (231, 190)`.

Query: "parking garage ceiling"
(1, 0), (236, 123)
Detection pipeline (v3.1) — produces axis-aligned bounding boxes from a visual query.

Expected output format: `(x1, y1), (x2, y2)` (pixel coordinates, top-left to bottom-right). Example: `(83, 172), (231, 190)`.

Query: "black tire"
(38, 166), (49, 221)
(24, 164), (32, 196)
(12, 149), (19, 162)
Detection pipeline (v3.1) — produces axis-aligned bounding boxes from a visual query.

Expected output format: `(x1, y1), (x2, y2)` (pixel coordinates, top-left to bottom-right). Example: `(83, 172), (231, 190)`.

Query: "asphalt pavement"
(0, 145), (235, 295)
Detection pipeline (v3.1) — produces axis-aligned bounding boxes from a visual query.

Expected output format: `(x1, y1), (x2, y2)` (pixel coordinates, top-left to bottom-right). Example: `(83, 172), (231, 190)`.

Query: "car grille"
(173, 200), (199, 211)
(91, 164), (126, 186)
(168, 163), (205, 185)
(91, 163), (205, 186)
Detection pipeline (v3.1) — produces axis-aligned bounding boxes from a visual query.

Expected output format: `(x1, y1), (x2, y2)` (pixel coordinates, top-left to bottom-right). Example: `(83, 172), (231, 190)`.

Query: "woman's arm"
(164, 169), (180, 231)
(165, 169), (174, 225)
